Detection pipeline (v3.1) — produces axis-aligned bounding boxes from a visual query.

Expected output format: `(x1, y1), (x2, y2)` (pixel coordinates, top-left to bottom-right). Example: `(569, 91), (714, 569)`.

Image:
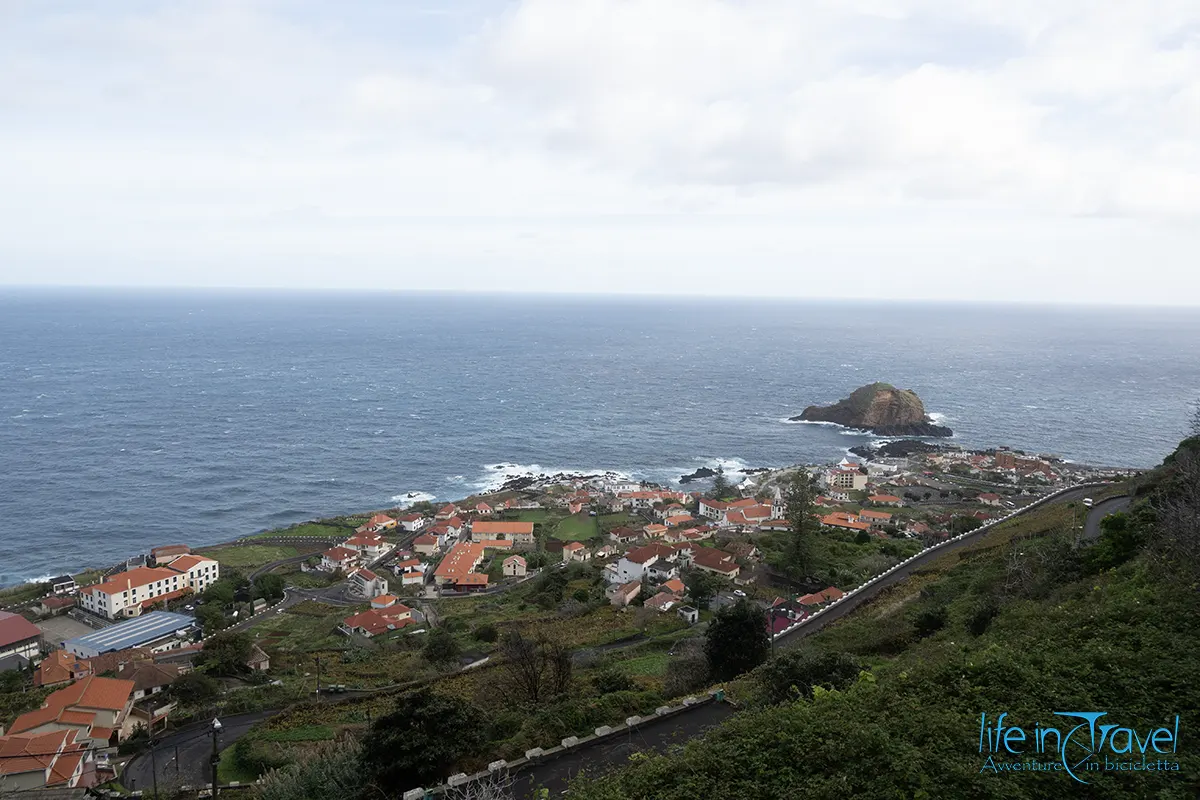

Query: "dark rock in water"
(791, 382), (953, 438)
(741, 467), (772, 475)
(850, 440), (953, 460)
(679, 467), (718, 484)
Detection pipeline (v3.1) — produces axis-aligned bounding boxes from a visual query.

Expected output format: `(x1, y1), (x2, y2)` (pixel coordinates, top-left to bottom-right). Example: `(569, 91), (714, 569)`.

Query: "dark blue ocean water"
(2, 289), (1198, 586)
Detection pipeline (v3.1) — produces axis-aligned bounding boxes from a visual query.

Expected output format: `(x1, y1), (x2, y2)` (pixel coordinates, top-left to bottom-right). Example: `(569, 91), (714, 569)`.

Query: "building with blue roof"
(64, 611), (199, 658)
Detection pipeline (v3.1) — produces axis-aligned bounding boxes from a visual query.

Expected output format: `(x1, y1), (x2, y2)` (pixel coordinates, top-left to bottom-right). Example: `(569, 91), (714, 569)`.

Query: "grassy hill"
(567, 440), (1200, 799)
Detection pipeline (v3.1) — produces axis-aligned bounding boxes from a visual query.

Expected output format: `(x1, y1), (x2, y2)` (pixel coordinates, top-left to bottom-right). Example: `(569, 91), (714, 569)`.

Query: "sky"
(2, 0), (1199, 304)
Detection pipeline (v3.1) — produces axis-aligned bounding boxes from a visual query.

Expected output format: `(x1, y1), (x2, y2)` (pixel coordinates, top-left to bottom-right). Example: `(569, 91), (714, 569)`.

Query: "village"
(0, 443), (1135, 792)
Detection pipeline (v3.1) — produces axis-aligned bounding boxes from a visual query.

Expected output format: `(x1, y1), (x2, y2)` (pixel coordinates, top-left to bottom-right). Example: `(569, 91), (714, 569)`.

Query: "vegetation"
(783, 470), (817, 577)
(359, 689), (486, 795)
(704, 600), (769, 682)
(565, 437), (1200, 799)
(197, 630), (253, 676)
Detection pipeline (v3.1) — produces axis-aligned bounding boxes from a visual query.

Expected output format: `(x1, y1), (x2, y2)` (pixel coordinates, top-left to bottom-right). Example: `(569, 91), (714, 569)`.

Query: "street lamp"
(210, 717), (223, 797)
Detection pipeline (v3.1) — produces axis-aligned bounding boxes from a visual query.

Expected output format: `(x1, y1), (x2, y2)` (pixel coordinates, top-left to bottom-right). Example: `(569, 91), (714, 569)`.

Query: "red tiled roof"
(351, 568), (379, 582)
(0, 610), (41, 649)
(166, 554), (216, 573)
(81, 566), (183, 596)
(323, 546), (358, 562)
(473, 521), (534, 536)
(414, 534), (439, 545)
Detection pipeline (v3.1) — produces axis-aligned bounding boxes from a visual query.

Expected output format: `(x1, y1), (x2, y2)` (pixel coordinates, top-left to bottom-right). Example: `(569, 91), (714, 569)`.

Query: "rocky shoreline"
(791, 382), (954, 438)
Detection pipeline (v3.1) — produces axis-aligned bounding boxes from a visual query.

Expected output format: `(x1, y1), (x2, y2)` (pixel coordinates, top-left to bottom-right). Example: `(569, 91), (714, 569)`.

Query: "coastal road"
(123, 710), (278, 792)
(776, 485), (1109, 649)
(512, 702), (735, 798)
(1083, 495), (1133, 542)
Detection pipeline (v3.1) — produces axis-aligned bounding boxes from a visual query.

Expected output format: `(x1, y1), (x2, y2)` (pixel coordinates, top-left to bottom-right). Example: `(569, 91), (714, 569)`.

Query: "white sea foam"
(472, 463), (633, 493)
(927, 412), (951, 424)
(24, 574), (57, 585)
(781, 418), (844, 427)
(390, 491), (437, 508)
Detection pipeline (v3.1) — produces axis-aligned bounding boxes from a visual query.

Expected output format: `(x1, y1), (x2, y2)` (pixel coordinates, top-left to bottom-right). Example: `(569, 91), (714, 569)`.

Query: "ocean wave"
(927, 412), (952, 424)
(781, 418), (844, 427)
(24, 573), (58, 585)
(390, 491), (437, 508)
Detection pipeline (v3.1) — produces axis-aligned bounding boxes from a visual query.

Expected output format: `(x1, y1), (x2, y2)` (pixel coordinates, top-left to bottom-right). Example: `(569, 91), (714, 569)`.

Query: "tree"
(253, 573), (286, 602)
(197, 630), (253, 676)
(257, 741), (365, 800)
(592, 666), (637, 694)
(950, 515), (984, 535)
(711, 469), (732, 501)
(704, 600), (770, 681)
(423, 626), (461, 666)
(473, 623), (499, 643)
(195, 603), (228, 635)
(784, 471), (818, 577)
(170, 671), (220, 704)
(754, 649), (863, 705)
(202, 578), (237, 607)
(495, 631), (572, 705)
(683, 569), (721, 611)
(360, 689), (485, 794)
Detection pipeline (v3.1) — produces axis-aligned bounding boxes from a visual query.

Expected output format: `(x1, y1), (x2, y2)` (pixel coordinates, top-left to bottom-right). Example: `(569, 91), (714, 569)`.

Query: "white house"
(397, 513), (428, 533)
(79, 555), (221, 620)
(503, 555), (527, 577)
(321, 546), (359, 573)
(348, 568), (389, 599)
(607, 544), (676, 585)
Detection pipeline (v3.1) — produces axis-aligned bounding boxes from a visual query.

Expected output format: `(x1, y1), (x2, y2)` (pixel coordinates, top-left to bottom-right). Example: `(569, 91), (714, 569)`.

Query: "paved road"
(123, 710), (278, 792)
(776, 485), (1104, 648)
(1083, 495), (1133, 542)
(513, 702), (735, 798)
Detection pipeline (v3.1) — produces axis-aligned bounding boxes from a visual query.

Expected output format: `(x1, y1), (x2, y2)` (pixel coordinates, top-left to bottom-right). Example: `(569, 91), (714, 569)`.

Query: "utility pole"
(315, 655), (321, 696)
(148, 720), (160, 799)
(210, 717), (223, 798)
(175, 745), (180, 775)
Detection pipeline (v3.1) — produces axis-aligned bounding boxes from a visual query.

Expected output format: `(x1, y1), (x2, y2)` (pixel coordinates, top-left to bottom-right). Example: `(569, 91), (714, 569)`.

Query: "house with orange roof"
(8, 675), (135, 746)
(475, 501), (495, 516)
(799, 587), (845, 607)
(978, 492), (1004, 507)
(413, 533), (443, 556)
(643, 523), (668, 539)
(397, 513), (428, 532)
(348, 568), (389, 599)
(868, 494), (903, 506)
(821, 512), (871, 532)
(435, 504), (460, 521)
(562, 542), (590, 563)
(503, 555), (527, 577)
(371, 595), (398, 609)
(150, 544), (191, 565)
(34, 650), (93, 689)
(644, 591), (681, 612)
(367, 513), (397, 531)
(341, 604), (413, 638)
(661, 577), (686, 595)
(607, 580), (642, 608)
(664, 514), (697, 528)
(342, 532), (392, 561)
(607, 543), (677, 585)
(79, 554), (220, 620)
(443, 515), (467, 534)
(470, 520), (535, 547)
(0, 610), (42, 664)
(321, 546), (360, 573)
(688, 547), (740, 580)
(0, 728), (93, 790)
(858, 509), (893, 527)
(432, 542), (488, 587)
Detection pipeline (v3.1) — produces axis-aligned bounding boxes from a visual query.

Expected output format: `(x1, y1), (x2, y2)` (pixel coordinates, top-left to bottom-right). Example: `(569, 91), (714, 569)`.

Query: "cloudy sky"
(2, 0), (1199, 304)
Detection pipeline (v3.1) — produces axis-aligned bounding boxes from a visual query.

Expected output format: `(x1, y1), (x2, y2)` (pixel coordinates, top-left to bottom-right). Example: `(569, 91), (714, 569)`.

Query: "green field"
(619, 652), (671, 677)
(514, 509), (552, 523)
(249, 522), (351, 540)
(195, 544), (299, 569)
(552, 514), (599, 541)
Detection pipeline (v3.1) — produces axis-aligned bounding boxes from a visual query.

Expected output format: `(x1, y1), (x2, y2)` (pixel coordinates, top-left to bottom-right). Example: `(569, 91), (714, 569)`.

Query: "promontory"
(791, 382), (953, 437)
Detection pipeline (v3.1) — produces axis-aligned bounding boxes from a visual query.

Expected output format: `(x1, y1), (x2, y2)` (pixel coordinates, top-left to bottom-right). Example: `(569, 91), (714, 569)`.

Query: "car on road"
(733, 589), (746, 598)
(1082, 498), (1094, 507)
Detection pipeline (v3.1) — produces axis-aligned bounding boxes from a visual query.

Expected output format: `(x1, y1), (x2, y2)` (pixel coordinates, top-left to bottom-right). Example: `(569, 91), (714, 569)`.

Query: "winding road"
(775, 485), (1125, 647)
(123, 711), (277, 792)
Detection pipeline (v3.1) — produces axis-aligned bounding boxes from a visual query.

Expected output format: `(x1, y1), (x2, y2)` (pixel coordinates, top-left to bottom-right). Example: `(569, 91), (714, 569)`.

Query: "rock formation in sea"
(791, 383), (954, 437)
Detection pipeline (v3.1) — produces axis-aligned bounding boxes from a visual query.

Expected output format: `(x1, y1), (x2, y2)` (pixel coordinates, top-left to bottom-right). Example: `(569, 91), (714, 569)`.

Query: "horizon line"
(2, 283), (1199, 311)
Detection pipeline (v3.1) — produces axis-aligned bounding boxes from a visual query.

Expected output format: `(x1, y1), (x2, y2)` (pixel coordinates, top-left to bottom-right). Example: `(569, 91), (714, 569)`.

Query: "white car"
(1082, 498), (1094, 508)
(733, 589), (746, 598)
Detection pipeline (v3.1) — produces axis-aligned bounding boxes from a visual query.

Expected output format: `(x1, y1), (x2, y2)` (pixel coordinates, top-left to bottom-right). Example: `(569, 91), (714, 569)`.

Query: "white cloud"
(0, 0), (1198, 303)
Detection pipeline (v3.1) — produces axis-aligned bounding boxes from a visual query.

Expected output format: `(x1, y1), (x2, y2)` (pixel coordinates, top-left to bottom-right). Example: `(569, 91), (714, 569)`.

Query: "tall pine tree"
(784, 470), (817, 578)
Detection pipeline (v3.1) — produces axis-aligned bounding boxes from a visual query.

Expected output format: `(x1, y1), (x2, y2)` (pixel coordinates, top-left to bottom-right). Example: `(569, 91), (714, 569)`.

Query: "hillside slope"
(569, 442), (1200, 799)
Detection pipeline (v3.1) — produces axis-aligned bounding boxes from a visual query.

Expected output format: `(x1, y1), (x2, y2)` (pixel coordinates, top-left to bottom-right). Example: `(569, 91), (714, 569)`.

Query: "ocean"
(2, 289), (1198, 586)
